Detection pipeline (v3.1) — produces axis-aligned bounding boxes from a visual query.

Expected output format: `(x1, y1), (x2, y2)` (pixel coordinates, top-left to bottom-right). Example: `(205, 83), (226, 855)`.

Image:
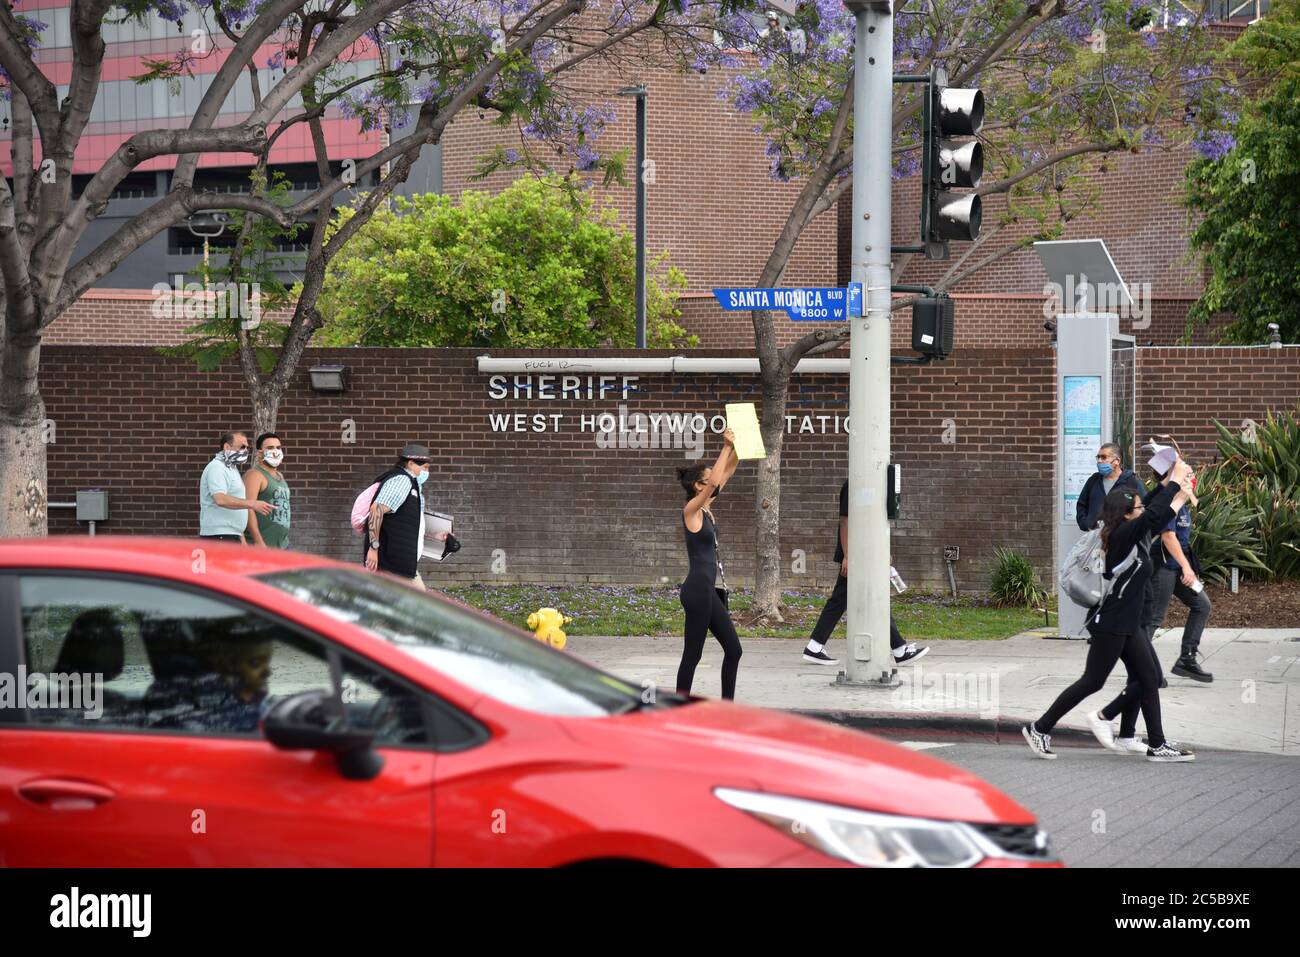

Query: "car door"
(0, 571), (437, 867)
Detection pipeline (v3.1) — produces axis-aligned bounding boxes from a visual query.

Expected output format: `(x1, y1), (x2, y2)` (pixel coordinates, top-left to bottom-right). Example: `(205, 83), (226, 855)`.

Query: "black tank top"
(683, 510), (718, 586)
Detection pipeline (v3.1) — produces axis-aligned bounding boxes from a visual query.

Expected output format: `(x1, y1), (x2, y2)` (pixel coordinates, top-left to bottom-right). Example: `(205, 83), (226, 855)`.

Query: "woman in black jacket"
(1024, 459), (1197, 762)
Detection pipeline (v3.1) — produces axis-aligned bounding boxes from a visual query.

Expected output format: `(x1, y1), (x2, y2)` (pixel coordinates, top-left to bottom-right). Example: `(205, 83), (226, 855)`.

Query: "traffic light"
(922, 67), (984, 260)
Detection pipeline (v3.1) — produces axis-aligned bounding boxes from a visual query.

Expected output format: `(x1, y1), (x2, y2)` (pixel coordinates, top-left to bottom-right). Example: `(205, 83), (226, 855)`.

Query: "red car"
(0, 538), (1058, 867)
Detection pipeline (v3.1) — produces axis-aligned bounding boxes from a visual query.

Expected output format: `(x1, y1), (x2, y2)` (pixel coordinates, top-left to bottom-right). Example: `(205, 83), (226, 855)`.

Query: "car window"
(259, 569), (653, 718)
(12, 576), (431, 745)
(340, 656), (432, 747)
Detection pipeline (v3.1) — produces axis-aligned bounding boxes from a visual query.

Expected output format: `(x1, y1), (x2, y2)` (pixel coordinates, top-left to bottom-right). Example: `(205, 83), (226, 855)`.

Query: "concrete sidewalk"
(563, 626), (1300, 756)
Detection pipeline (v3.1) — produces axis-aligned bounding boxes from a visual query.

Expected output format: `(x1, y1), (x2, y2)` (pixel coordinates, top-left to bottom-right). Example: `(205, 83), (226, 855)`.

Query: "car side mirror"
(261, 690), (385, 781)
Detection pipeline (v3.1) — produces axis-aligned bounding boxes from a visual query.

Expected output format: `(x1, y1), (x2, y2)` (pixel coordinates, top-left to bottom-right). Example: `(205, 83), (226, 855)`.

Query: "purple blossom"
(1193, 129), (1235, 161)
(574, 143), (599, 171)
(151, 0), (187, 24)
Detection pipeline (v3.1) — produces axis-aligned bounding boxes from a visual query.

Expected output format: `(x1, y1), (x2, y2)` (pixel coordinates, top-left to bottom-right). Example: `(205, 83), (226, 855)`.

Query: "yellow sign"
(725, 403), (767, 460)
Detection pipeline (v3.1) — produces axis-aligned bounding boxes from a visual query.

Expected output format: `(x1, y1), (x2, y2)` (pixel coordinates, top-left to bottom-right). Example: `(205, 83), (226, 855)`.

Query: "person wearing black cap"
(363, 443), (433, 589)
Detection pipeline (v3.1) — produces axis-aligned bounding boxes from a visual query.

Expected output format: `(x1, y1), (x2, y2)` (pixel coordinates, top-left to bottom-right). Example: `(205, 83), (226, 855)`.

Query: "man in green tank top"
(244, 432), (292, 548)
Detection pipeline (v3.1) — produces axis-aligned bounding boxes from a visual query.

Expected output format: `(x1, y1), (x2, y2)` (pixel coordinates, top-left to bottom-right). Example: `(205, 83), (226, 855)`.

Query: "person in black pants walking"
(675, 430), (743, 700)
(1024, 458), (1197, 763)
(1087, 460), (1214, 752)
(801, 480), (928, 666)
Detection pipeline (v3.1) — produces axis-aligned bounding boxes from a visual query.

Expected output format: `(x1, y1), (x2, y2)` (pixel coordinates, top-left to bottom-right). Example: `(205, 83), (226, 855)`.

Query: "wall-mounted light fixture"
(308, 364), (351, 393)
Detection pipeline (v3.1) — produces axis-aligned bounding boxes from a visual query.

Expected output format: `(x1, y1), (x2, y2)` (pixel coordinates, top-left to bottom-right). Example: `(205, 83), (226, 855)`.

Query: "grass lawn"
(440, 584), (1055, 641)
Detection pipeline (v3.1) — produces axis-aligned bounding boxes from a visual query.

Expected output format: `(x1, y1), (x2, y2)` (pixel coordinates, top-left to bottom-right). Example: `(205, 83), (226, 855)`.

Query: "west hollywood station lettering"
(486, 375), (851, 434)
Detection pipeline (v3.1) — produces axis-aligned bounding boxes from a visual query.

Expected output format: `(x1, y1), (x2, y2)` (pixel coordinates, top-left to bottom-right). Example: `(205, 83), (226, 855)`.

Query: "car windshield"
(258, 568), (655, 718)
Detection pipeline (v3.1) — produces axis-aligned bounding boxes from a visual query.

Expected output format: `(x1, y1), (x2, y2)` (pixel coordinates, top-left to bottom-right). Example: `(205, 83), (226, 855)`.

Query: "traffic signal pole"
(841, 0), (896, 686)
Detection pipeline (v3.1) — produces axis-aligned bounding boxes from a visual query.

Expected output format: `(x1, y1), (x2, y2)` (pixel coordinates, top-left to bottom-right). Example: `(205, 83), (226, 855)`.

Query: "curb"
(792, 709), (1115, 748)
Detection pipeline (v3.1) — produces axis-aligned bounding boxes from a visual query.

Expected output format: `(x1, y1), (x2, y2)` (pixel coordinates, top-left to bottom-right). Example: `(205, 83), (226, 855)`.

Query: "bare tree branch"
(786, 325), (849, 364)
(52, 190), (293, 318)
(46, 125), (271, 285)
(172, 0), (319, 191)
(9, 88), (36, 247)
(546, 7), (663, 77)
(802, 329), (851, 357)
(0, 181), (40, 337)
(245, 0), (415, 129)
(936, 217), (1008, 288)
(953, 0), (1060, 87)
(976, 141), (1117, 196)
(938, 234), (1031, 291)
(0, 2), (59, 130)
(279, 0), (585, 220)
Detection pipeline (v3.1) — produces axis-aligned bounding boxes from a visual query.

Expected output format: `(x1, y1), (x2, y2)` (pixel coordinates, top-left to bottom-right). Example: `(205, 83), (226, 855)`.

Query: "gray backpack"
(1060, 528), (1107, 608)
(1060, 529), (1139, 634)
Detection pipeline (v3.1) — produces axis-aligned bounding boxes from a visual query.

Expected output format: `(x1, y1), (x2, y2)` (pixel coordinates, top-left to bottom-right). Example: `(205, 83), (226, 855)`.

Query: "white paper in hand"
(1145, 442), (1178, 475)
(724, 403), (767, 460)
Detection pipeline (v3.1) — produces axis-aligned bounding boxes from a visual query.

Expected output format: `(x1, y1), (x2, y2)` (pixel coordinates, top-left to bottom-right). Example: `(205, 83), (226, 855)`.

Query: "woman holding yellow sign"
(675, 428), (743, 700)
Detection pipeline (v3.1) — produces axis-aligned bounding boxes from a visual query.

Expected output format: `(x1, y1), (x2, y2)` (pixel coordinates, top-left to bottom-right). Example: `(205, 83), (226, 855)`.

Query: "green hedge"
(1190, 402), (1300, 585)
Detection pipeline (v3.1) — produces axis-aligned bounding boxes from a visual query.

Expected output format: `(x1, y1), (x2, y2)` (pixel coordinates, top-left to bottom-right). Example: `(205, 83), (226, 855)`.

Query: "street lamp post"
(839, 0), (896, 687)
(618, 85), (648, 349)
(186, 212), (229, 273)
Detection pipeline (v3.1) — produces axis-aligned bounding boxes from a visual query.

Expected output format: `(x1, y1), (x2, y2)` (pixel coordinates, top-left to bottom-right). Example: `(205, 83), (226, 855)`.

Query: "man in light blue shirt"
(200, 431), (275, 541)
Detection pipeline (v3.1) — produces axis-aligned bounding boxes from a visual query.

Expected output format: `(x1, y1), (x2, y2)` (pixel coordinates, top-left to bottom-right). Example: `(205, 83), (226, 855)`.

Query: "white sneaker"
(893, 644), (929, 665)
(1112, 736), (1148, 755)
(1086, 711), (1116, 750)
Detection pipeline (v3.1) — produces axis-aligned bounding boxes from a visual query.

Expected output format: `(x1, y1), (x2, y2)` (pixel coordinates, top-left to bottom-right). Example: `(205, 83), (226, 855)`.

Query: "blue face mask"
(1097, 462), (1114, 477)
(417, 470), (429, 486)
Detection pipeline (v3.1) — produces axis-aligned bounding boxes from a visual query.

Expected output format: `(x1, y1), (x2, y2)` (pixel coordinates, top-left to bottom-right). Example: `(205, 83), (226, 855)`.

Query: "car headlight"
(715, 788), (1030, 868)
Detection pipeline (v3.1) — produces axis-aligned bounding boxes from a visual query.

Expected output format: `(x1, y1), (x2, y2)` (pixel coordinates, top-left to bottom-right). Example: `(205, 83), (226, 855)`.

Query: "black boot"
(1172, 650), (1213, 683)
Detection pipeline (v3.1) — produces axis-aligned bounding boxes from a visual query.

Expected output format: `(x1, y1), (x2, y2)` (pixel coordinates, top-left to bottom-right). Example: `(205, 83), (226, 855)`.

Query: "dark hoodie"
(1076, 468), (1144, 532)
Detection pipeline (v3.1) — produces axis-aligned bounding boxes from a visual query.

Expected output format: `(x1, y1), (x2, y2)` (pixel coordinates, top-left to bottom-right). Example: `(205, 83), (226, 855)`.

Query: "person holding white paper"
(674, 430), (743, 700)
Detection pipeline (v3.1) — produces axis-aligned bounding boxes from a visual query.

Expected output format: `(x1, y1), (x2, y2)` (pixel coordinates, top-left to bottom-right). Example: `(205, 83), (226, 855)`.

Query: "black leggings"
(1099, 631), (1162, 738)
(1034, 628), (1166, 749)
(678, 576), (743, 699)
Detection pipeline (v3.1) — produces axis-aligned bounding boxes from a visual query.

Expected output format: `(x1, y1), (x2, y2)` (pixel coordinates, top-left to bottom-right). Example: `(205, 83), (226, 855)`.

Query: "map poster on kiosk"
(1062, 375), (1103, 523)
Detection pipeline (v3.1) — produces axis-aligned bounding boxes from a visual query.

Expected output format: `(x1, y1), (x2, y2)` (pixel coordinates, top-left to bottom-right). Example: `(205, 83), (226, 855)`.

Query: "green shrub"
(1190, 401), (1300, 584)
(317, 177), (696, 349)
(989, 547), (1048, 609)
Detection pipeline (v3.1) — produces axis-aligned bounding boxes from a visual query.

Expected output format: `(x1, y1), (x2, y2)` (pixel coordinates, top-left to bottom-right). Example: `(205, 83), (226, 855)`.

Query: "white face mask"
(263, 449), (284, 467)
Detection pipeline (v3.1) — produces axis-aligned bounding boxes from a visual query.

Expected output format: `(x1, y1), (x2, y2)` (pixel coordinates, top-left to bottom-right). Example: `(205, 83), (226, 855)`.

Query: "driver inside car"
(147, 637), (274, 734)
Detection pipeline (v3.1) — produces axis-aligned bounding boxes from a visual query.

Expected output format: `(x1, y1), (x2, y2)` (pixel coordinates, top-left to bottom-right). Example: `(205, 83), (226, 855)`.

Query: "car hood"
(560, 700), (1034, 825)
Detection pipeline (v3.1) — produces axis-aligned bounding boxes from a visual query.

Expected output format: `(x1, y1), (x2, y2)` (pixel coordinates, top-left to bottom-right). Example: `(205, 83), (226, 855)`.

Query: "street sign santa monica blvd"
(711, 286), (849, 321)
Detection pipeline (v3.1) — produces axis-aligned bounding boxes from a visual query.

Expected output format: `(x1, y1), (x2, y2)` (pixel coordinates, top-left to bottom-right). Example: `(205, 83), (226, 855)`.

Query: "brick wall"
(41, 345), (1053, 593)
(1136, 347), (1300, 465)
(45, 288), (1234, 351)
(42, 289), (293, 347)
(39, 344), (1298, 592)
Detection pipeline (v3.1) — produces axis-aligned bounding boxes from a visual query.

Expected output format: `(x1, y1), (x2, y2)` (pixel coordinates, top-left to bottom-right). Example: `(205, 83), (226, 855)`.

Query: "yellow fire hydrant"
(527, 607), (572, 650)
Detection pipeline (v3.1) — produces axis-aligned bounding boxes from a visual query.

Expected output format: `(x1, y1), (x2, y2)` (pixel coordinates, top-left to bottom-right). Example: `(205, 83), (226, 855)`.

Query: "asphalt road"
(894, 739), (1300, 867)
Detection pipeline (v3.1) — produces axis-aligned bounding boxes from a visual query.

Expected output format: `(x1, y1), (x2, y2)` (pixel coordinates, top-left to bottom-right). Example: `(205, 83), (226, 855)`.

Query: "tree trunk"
(250, 383), (280, 440)
(0, 342), (49, 537)
(749, 356), (792, 623)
